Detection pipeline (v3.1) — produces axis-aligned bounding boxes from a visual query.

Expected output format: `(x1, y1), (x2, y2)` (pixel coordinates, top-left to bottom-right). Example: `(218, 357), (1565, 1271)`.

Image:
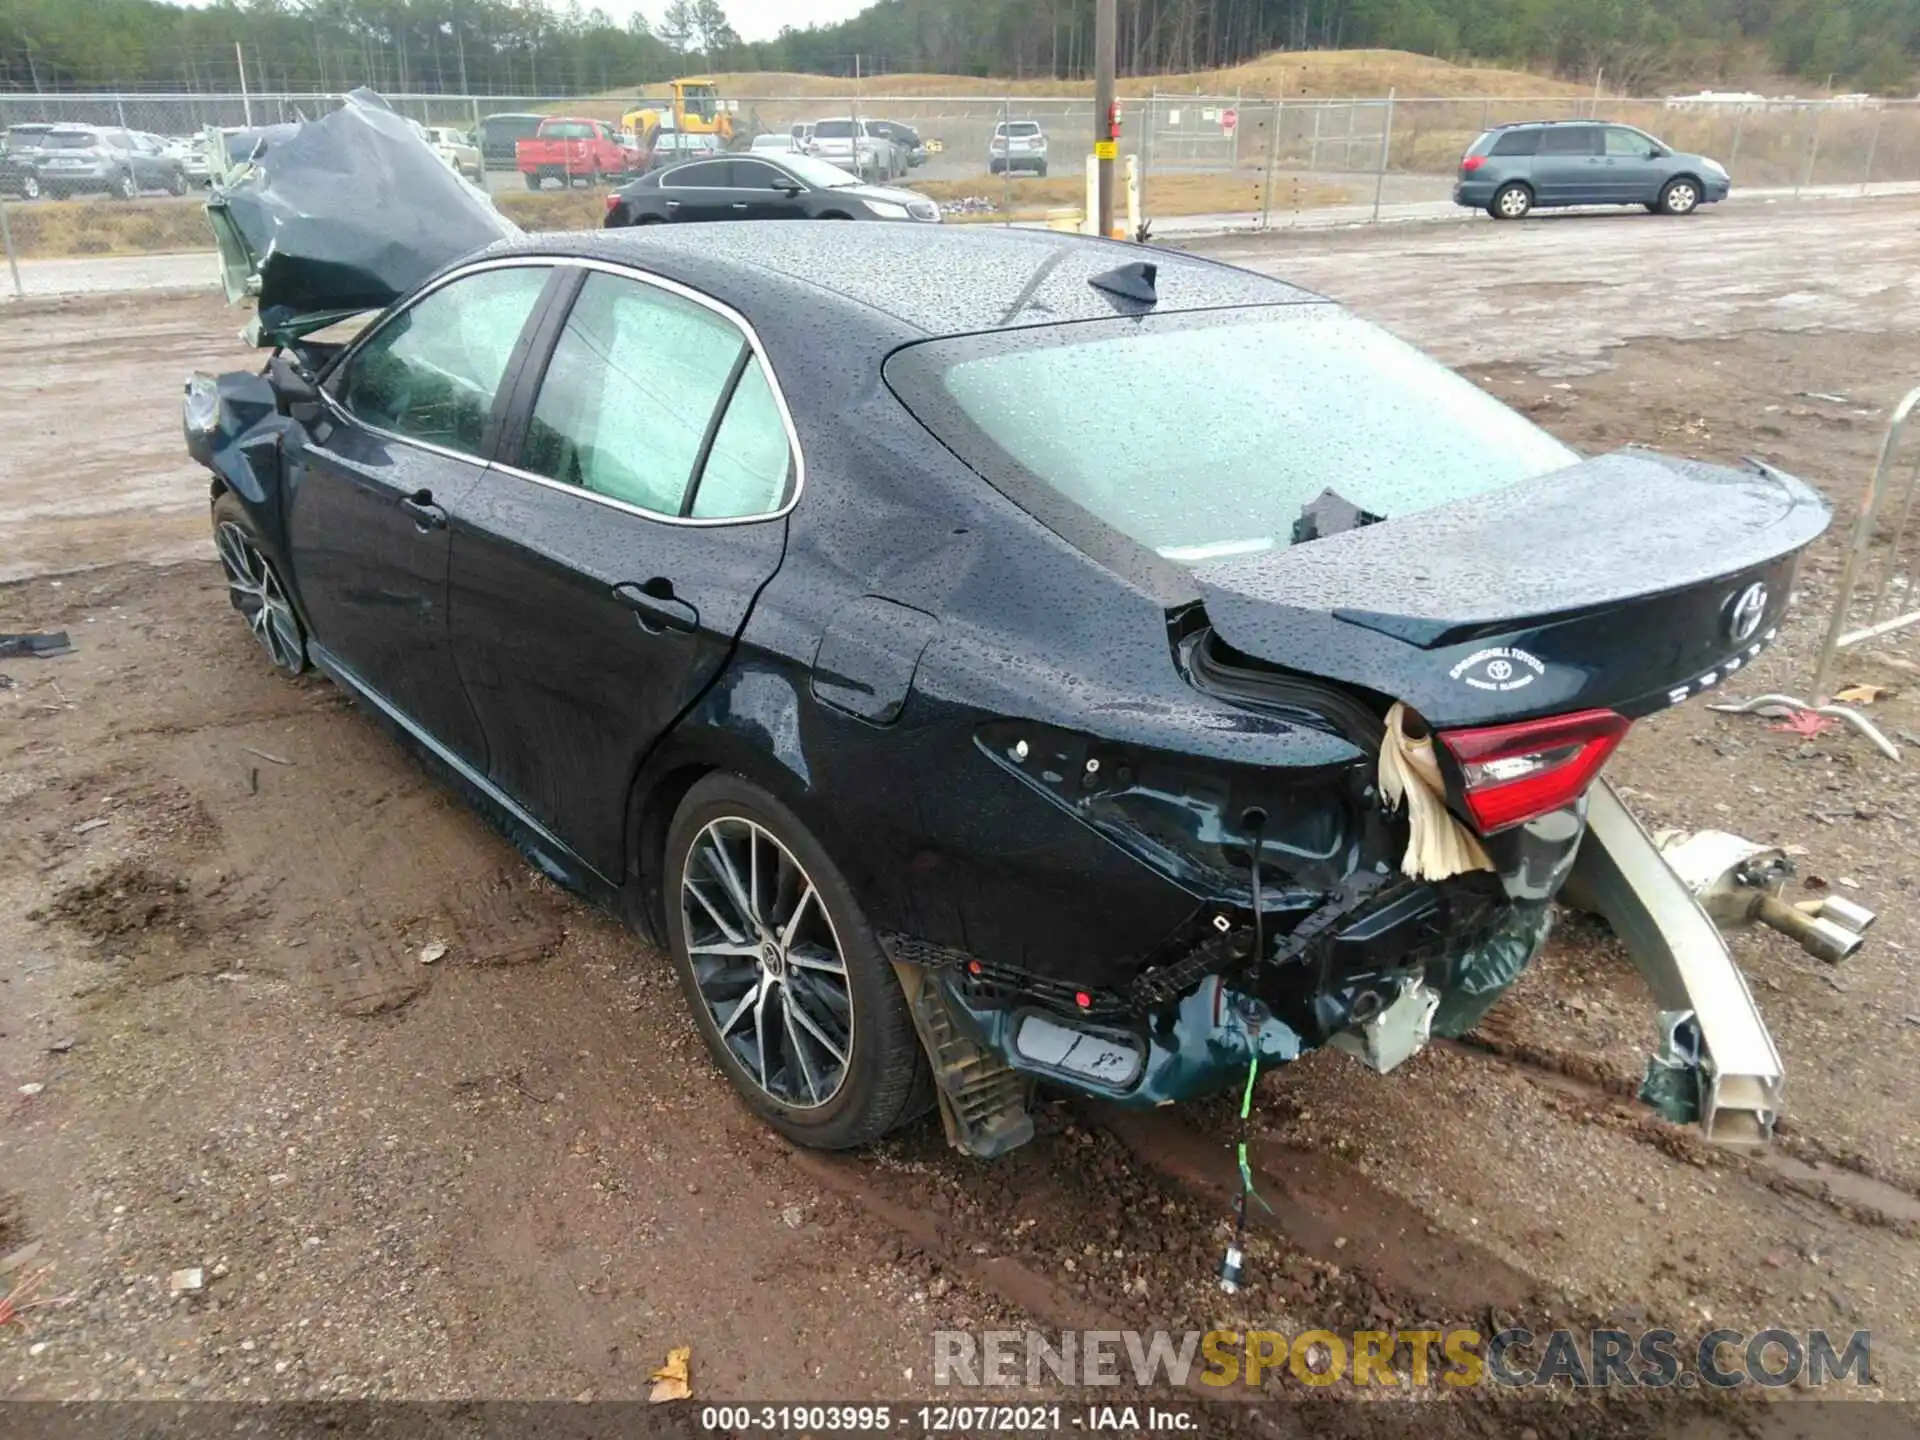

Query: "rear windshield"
(541, 121), (594, 138)
(43, 131), (101, 149)
(887, 306), (1576, 564)
(998, 122), (1042, 136)
(484, 116), (543, 138)
(812, 120), (858, 139)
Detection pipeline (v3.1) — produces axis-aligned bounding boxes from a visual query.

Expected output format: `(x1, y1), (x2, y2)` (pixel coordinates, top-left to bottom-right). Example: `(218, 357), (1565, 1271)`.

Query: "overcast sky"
(622, 0), (874, 43)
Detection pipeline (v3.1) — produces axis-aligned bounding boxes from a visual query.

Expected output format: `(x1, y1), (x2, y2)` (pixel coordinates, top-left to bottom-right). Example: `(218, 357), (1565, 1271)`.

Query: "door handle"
(665, 199), (681, 208)
(612, 580), (698, 634)
(732, 202), (748, 209)
(400, 488), (448, 531)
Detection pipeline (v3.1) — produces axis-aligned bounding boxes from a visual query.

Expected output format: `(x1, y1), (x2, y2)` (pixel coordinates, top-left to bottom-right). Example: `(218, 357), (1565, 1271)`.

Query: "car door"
(732, 158), (807, 219)
(286, 262), (559, 767)
(449, 265), (796, 879)
(1531, 124), (1601, 203)
(1601, 125), (1662, 202)
(658, 158), (734, 220)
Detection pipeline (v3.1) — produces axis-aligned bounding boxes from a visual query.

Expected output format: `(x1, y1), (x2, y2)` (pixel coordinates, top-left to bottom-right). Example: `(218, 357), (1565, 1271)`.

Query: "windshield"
(44, 131), (101, 150)
(680, 84), (719, 120)
(887, 306), (1577, 563)
(778, 153), (859, 188)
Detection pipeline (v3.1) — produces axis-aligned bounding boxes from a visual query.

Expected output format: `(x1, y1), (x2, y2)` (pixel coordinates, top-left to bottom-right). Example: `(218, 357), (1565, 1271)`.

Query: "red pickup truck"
(516, 117), (634, 190)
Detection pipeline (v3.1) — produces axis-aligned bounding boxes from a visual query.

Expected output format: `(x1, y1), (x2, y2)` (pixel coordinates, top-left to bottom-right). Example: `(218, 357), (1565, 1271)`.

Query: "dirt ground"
(4, 198), (1920, 1428)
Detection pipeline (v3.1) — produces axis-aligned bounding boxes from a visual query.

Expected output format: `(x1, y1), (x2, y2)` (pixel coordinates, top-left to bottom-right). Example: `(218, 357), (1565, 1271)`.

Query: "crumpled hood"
(206, 88), (522, 346)
(1193, 449), (1830, 728)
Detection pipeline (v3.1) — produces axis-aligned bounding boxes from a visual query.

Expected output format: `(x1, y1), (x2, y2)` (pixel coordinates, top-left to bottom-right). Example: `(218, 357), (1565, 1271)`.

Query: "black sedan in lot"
(605, 150), (940, 226)
(186, 219), (1825, 1158)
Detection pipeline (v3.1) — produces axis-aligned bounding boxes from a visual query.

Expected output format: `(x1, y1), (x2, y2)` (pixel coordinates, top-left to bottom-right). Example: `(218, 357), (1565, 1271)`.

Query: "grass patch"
(1, 196), (217, 259)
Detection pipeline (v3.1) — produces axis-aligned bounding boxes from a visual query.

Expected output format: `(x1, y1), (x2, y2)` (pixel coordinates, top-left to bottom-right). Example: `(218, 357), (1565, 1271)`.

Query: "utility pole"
(1094, 0), (1116, 238)
(236, 41), (253, 126)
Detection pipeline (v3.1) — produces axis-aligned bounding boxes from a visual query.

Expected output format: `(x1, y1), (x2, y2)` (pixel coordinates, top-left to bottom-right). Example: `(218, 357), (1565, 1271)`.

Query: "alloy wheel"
(22, 174), (40, 200)
(1497, 186), (1530, 218)
(1665, 181), (1698, 214)
(215, 520), (304, 673)
(680, 815), (854, 1109)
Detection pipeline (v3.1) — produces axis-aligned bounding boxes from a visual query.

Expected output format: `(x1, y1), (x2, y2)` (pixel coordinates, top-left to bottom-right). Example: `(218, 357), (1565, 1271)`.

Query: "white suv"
(990, 120), (1048, 177)
(807, 117), (890, 181)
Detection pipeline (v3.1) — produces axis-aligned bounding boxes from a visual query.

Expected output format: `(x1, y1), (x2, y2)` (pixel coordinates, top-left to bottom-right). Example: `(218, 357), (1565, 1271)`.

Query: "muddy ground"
(3, 199), (1920, 1430)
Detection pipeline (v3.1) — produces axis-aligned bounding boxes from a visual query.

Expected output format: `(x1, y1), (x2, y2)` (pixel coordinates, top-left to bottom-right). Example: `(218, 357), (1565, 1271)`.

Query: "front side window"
(338, 265), (549, 454)
(1605, 126), (1658, 156)
(887, 305), (1575, 564)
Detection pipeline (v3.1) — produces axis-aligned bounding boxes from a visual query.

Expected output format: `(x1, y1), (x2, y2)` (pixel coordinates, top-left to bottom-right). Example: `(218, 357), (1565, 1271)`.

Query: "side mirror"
(267, 352), (324, 427)
(775, 181), (803, 197)
(1647, 147), (1662, 159)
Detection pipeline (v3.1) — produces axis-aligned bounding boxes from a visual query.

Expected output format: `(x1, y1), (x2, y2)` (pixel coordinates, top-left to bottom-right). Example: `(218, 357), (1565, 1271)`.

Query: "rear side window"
(693, 359), (793, 519)
(887, 306), (1575, 564)
(522, 272), (793, 519)
(1489, 129), (1540, 156)
(663, 160), (730, 186)
(1538, 126), (1599, 155)
(338, 266), (549, 453)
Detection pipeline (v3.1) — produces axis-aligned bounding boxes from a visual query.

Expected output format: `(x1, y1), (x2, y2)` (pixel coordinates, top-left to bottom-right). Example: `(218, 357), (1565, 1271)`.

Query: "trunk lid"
(1191, 449), (1828, 729)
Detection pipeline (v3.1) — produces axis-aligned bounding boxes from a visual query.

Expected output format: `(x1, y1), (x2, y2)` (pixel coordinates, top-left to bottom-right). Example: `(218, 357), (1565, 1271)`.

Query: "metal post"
(0, 189), (23, 301)
(1001, 95), (1012, 225)
(1862, 107), (1882, 195)
(1798, 105), (1822, 196)
(236, 41), (254, 127)
(1371, 88), (1395, 224)
(1094, 0), (1116, 239)
(1729, 107), (1745, 170)
(1260, 99), (1281, 229)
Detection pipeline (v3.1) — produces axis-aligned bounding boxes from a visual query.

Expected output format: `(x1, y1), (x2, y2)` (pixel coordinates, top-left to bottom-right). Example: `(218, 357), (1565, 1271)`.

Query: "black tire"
(1489, 182), (1531, 220)
(819, 211), (853, 220)
(115, 170), (137, 202)
(1644, 201), (1661, 213)
(664, 772), (932, 1150)
(167, 169), (187, 196)
(20, 173), (40, 201)
(524, 171), (542, 190)
(1658, 176), (1701, 216)
(211, 491), (308, 676)
(1036, 161), (1048, 178)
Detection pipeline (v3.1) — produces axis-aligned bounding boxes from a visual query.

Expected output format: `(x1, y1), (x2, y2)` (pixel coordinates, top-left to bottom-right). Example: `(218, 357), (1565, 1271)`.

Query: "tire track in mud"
(1438, 1036), (1920, 1236)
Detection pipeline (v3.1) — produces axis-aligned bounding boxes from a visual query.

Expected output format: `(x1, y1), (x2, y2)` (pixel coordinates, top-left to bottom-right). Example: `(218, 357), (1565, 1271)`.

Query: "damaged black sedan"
(186, 129), (1828, 1156)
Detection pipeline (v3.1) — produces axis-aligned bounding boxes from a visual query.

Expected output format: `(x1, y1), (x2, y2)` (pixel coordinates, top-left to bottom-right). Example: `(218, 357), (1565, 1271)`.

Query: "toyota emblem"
(1727, 582), (1768, 644)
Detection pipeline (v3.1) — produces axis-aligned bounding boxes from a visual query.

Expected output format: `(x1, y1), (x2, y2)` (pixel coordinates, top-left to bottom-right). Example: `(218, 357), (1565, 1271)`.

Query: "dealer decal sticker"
(1449, 647), (1546, 693)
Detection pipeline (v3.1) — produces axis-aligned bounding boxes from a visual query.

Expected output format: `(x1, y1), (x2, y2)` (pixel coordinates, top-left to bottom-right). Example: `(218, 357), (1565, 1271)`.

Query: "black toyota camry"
(186, 96), (1827, 1158)
(604, 149), (942, 227)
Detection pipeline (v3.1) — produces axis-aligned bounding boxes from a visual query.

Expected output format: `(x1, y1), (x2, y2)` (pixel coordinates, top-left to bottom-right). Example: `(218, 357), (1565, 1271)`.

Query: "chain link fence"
(5, 88), (1920, 283)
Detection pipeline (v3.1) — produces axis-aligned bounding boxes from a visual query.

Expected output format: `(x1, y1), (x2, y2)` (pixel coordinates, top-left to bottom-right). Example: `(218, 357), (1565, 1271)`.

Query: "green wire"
(1235, 1049), (1272, 1214)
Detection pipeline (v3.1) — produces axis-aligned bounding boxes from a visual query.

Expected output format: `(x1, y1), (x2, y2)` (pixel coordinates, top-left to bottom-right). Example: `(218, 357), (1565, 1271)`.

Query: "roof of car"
(495, 223), (1321, 337)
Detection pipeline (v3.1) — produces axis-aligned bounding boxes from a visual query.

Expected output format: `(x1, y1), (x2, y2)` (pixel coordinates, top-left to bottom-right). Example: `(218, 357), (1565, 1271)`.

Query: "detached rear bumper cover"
(205, 88), (521, 346)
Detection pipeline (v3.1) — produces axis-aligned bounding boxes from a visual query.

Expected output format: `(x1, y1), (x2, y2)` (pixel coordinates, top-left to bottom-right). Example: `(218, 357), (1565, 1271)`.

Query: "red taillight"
(1438, 709), (1630, 834)
(1460, 154), (1486, 172)
(605, 192), (621, 212)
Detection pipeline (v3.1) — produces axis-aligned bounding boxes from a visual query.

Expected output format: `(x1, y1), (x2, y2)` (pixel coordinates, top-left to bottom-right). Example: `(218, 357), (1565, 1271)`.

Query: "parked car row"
(2, 122), (197, 200)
